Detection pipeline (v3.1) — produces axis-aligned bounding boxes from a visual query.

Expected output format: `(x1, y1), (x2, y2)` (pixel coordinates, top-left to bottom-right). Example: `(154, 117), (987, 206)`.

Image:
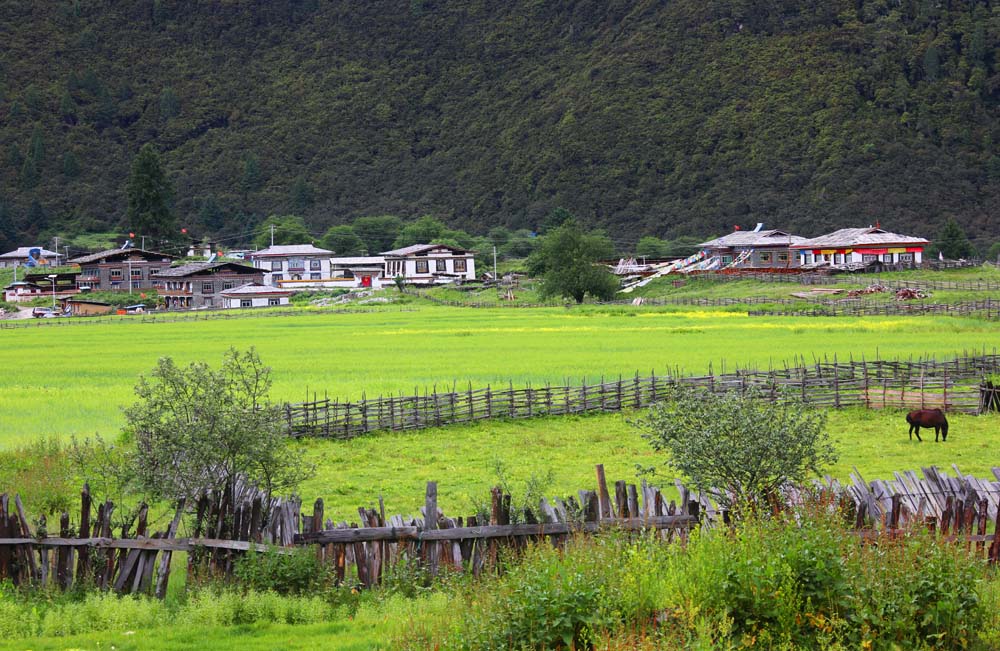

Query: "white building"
(0, 246), (62, 269)
(792, 228), (930, 268)
(380, 244), (476, 285)
(328, 257), (391, 289)
(220, 283), (293, 308)
(247, 244), (335, 288)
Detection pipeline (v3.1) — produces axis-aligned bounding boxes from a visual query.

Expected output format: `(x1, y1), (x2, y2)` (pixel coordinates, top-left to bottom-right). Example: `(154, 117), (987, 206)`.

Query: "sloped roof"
(153, 261), (261, 278)
(380, 243), (473, 256)
(220, 283), (293, 296)
(0, 246), (60, 259)
(698, 230), (806, 249)
(70, 248), (177, 264)
(330, 256), (386, 265)
(248, 244), (332, 257)
(791, 227), (930, 249)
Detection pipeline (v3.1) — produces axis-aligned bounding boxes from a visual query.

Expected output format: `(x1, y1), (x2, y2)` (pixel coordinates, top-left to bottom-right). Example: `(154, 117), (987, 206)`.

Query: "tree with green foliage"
(25, 200), (47, 235)
(933, 218), (976, 260)
(500, 229), (538, 259)
(353, 215), (402, 254)
(289, 176), (314, 213)
(80, 348), (308, 504)
(242, 155), (262, 193)
(538, 207), (574, 234)
(198, 196), (225, 231)
(636, 236), (668, 258)
(637, 386), (835, 514)
(0, 201), (18, 252)
(527, 219), (619, 303)
(321, 224), (364, 256)
(253, 214), (311, 248)
(159, 86), (180, 121)
(62, 150), (80, 178)
(126, 143), (177, 241)
(19, 154), (39, 190)
(393, 215), (447, 248)
(986, 241), (1000, 264)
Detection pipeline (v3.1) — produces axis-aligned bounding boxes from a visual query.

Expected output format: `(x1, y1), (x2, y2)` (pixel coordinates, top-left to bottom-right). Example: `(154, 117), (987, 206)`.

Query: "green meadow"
(299, 407), (1000, 521)
(1, 305), (997, 445)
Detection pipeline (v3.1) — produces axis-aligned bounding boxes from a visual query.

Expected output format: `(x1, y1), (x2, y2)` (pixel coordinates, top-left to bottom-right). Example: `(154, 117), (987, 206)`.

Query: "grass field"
(297, 407), (1000, 521)
(1, 305), (998, 445)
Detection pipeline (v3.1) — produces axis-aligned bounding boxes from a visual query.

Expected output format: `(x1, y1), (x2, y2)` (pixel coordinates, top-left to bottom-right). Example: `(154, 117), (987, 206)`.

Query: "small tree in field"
(527, 219), (619, 303)
(98, 348), (306, 504)
(636, 386), (835, 514)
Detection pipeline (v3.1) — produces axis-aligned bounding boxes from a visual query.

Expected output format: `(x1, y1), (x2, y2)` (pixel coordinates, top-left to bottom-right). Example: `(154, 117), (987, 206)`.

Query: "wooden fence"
(0, 306), (415, 330)
(693, 269), (1000, 292)
(0, 465), (698, 595)
(286, 352), (1000, 438)
(748, 299), (1000, 320)
(3, 463), (1000, 597)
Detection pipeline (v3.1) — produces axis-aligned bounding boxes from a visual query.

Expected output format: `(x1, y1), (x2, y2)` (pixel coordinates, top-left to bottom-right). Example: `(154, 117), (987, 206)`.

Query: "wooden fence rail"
(285, 352), (1000, 439)
(0, 465), (699, 595)
(749, 299), (1000, 320)
(3, 463), (1000, 597)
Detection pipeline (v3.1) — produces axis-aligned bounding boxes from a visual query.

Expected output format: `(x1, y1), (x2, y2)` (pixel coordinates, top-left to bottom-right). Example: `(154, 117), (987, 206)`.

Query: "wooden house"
(792, 227), (929, 268)
(60, 298), (114, 317)
(152, 261), (264, 309)
(220, 283), (292, 308)
(69, 248), (178, 291)
(698, 228), (805, 269)
(3, 281), (46, 303)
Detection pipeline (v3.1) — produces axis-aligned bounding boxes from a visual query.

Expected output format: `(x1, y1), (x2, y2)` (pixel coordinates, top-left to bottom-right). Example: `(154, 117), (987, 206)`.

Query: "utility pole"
(493, 245), (497, 281)
(141, 235), (146, 250)
(270, 223), (275, 247)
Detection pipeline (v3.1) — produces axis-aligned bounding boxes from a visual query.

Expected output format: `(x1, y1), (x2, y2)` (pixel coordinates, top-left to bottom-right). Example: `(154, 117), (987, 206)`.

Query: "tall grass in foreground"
(0, 506), (997, 650)
(398, 508), (996, 650)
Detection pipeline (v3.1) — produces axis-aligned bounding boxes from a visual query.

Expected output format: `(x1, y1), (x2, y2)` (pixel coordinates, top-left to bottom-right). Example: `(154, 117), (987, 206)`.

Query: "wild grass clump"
(410, 506), (996, 650)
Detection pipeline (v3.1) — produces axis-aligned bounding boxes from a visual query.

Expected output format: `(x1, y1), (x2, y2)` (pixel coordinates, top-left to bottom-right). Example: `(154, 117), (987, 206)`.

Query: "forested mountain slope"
(1, 0), (998, 250)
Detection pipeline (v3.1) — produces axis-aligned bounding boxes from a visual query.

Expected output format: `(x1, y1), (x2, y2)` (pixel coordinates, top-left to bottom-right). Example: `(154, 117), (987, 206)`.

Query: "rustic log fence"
(0, 465), (698, 595)
(0, 306), (416, 330)
(3, 463), (1000, 597)
(286, 352), (1000, 438)
(748, 299), (1000, 320)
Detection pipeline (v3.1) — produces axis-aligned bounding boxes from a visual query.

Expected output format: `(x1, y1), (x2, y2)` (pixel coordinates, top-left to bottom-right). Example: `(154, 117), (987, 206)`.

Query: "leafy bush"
(233, 545), (331, 595)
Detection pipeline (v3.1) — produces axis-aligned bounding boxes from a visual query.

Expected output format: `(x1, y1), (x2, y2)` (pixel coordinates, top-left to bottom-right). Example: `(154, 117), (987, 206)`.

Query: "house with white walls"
(380, 244), (476, 285)
(247, 244), (335, 288)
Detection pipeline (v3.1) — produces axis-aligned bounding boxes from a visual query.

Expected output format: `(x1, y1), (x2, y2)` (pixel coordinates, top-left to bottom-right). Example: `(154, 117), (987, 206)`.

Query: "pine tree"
(934, 218), (975, 260)
(241, 155), (261, 193)
(62, 150), (81, 178)
(289, 176), (314, 213)
(126, 143), (177, 241)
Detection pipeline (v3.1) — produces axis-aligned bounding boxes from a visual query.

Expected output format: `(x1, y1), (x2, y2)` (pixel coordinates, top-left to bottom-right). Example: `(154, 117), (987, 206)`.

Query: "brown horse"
(906, 409), (949, 442)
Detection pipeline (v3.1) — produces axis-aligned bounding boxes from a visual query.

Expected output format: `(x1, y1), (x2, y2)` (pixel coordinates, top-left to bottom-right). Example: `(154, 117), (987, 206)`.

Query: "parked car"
(31, 307), (57, 318)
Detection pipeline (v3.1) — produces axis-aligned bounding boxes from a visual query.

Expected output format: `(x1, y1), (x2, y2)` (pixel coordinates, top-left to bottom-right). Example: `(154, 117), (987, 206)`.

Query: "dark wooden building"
(69, 248), (178, 291)
(153, 261), (264, 309)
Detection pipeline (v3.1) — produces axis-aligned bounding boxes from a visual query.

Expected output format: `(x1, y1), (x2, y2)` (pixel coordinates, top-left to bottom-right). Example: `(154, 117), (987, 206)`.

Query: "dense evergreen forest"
(1, 0), (998, 254)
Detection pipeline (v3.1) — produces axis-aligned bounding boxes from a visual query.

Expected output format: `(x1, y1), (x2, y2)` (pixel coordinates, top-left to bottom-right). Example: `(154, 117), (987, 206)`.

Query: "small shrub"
(233, 545), (331, 595)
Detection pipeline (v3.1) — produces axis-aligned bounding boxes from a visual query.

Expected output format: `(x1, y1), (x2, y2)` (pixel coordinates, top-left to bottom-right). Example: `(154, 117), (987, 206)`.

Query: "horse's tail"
(905, 412), (915, 425)
(941, 415), (949, 437)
